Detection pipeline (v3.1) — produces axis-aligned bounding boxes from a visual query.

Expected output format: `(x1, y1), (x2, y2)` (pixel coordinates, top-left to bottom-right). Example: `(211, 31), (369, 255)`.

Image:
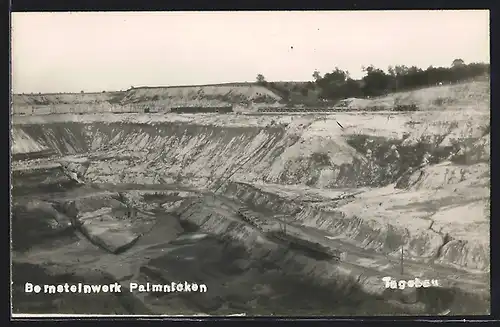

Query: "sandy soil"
(10, 80), (490, 316)
(12, 83), (285, 115)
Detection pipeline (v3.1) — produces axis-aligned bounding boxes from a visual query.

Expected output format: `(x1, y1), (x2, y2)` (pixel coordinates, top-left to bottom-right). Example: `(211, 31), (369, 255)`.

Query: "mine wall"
(171, 196), (489, 315)
(11, 112), (490, 314)
(220, 181), (489, 271)
(11, 114), (490, 269)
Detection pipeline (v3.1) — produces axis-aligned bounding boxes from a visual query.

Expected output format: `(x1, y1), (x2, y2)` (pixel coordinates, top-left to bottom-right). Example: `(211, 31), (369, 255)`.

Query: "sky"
(11, 10), (490, 94)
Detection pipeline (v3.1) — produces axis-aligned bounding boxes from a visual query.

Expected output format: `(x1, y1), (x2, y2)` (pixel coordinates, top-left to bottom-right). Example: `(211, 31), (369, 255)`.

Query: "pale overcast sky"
(11, 10), (490, 93)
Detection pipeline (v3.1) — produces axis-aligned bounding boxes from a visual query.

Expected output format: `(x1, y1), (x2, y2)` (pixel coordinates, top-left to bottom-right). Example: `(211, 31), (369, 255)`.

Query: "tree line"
(257, 59), (489, 101)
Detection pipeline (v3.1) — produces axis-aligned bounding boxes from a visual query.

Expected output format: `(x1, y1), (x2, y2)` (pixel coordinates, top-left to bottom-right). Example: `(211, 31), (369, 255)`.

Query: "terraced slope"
(10, 82), (490, 316)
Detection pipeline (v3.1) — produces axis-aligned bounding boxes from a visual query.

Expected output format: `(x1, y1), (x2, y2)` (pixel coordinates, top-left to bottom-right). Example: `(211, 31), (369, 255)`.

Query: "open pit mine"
(11, 81), (490, 316)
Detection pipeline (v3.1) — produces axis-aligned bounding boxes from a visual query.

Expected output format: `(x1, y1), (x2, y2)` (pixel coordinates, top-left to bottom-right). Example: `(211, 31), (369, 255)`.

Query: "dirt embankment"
(12, 84), (285, 115)
(337, 79), (489, 111)
(171, 195), (488, 314)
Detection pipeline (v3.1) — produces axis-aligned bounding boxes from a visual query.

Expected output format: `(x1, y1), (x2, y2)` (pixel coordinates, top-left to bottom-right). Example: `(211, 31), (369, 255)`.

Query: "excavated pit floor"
(12, 180), (412, 316)
(11, 177), (488, 316)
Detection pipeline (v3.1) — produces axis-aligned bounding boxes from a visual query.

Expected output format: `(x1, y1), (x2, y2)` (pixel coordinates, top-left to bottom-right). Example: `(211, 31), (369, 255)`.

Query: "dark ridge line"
(13, 75), (488, 97)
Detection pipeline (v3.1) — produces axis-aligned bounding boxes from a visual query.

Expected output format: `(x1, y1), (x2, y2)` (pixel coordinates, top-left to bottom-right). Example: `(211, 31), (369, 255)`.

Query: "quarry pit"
(10, 81), (490, 316)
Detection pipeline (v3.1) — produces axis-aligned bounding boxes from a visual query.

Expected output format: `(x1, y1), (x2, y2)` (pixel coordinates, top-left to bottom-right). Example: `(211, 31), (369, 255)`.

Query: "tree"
(306, 81), (316, 89)
(256, 74), (266, 84)
(312, 70), (322, 82)
(388, 66), (396, 78)
(343, 78), (363, 98)
(317, 67), (348, 89)
(314, 68), (349, 100)
(362, 66), (392, 96)
(452, 59), (465, 68)
(390, 65), (409, 89)
(326, 67), (348, 84)
(394, 65), (409, 76)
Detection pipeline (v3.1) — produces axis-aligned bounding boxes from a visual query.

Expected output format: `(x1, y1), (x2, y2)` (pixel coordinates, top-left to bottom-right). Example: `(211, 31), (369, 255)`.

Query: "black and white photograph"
(10, 10), (490, 317)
